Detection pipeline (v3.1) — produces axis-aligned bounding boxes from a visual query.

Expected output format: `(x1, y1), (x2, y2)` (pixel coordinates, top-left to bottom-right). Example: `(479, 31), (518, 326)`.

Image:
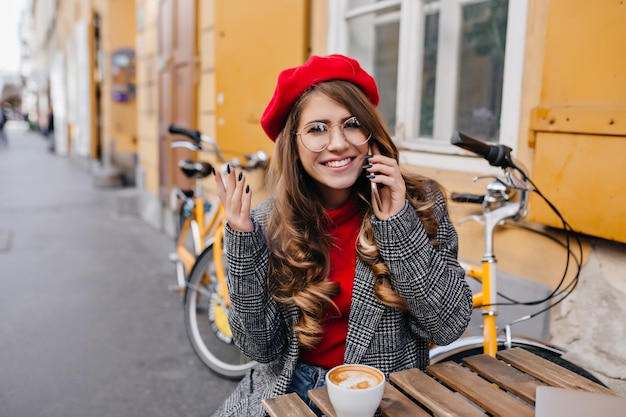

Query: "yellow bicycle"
(429, 131), (602, 384)
(168, 124), (267, 378)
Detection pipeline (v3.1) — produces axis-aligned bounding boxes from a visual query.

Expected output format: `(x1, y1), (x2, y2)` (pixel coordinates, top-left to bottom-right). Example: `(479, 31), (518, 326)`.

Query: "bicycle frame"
(169, 126), (268, 292)
(447, 130), (534, 357)
(463, 198), (527, 357)
(176, 194), (225, 276)
(168, 123), (268, 376)
(171, 157), (226, 293)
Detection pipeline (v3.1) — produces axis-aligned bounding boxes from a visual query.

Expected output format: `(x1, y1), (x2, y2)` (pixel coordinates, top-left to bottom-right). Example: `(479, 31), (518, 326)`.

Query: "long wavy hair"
(264, 80), (443, 348)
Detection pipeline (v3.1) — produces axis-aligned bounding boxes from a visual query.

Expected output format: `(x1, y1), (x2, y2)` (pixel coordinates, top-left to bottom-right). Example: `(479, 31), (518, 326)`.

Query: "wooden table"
(262, 347), (619, 417)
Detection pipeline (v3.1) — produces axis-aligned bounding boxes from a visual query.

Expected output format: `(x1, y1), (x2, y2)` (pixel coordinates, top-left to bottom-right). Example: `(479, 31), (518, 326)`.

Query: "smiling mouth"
(324, 157), (353, 168)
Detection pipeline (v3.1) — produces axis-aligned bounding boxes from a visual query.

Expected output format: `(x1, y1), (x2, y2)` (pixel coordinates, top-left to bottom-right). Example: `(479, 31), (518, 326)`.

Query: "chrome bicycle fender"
(429, 335), (566, 364)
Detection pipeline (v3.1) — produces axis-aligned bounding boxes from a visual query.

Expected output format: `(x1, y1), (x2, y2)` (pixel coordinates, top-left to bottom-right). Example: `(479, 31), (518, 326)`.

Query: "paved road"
(0, 123), (238, 417)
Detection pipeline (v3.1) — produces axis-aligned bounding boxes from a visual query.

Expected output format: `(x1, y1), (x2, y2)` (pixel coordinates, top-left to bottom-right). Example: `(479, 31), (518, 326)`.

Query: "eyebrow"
(302, 116), (355, 125)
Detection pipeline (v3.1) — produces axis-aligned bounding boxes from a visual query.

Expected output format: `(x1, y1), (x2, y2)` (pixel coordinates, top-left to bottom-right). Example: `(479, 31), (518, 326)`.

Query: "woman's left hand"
(214, 166), (254, 232)
(364, 142), (406, 220)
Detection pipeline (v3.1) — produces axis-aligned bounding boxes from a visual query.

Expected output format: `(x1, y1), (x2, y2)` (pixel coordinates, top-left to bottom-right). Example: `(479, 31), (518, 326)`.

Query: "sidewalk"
(0, 122), (237, 416)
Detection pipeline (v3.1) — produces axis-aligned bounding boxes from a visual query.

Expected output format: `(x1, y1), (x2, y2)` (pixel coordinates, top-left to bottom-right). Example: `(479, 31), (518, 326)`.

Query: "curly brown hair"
(264, 80), (443, 348)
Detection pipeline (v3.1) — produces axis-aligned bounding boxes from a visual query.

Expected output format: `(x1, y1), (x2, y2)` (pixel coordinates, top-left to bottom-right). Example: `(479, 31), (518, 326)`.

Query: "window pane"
(419, 11), (439, 138)
(456, 0), (509, 142)
(374, 22), (399, 130)
(347, 14), (399, 133)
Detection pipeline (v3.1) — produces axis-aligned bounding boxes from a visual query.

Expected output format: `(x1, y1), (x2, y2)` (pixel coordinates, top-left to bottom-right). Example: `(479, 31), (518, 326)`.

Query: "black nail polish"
(364, 154), (373, 159)
(245, 185), (250, 194)
(227, 164), (231, 174)
(238, 172), (243, 181)
(366, 174), (375, 179)
(362, 164), (372, 169)
(212, 167), (216, 175)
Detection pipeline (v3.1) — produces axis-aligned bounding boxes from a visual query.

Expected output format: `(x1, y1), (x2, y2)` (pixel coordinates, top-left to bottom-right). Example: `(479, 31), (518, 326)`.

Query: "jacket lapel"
(344, 259), (386, 364)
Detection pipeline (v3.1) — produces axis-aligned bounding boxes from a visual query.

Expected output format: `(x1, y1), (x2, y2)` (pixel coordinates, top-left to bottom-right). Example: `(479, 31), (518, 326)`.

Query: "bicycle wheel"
(183, 242), (256, 379)
(429, 336), (605, 386)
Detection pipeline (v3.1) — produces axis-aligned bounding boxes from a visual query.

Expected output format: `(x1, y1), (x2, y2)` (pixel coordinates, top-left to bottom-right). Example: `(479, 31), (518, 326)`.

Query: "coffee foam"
(328, 367), (383, 389)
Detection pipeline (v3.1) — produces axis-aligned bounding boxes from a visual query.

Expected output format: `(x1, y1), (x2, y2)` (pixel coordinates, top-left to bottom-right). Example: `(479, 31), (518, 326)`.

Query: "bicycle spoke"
(183, 244), (256, 378)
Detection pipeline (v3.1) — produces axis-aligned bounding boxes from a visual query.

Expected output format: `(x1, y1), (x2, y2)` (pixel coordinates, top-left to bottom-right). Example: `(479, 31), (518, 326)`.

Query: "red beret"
(260, 54), (380, 141)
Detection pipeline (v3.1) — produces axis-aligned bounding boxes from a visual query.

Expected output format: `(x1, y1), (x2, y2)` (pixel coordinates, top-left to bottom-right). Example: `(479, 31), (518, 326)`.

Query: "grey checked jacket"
(211, 189), (473, 417)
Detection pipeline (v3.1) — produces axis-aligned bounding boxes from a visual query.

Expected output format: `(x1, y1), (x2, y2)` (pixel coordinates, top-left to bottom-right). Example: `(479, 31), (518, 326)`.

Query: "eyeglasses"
(296, 117), (371, 152)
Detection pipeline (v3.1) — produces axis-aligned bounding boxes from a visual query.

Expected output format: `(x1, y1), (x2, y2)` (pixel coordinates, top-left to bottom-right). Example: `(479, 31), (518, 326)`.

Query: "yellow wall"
(52, 0), (137, 172)
(523, 0), (626, 243)
(133, 0), (626, 244)
(137, 0), (311, 209)
(101, 0), (138, 157)
(214, 0), (309, 160)
(197, 0), (217, 144)
(136, 0), (160, 195)
(310, 0), (329, 56)
(531, 132), (625, 241)
(201, 0), (310, 205)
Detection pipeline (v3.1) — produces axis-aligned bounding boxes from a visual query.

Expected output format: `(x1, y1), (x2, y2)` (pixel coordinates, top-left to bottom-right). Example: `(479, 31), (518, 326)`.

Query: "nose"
(326, 123), (349, 150)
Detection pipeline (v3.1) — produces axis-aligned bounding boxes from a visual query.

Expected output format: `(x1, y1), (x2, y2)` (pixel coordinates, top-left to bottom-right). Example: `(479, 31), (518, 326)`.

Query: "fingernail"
(227, 164), (231, 174)
(212, 167), (216, 175)
(362, 164), (372, 169)
(238, 172), (243, 181)
(245, 185), (250, 194)
(364, 154), (373, 159)
(366, 174), (375, 179)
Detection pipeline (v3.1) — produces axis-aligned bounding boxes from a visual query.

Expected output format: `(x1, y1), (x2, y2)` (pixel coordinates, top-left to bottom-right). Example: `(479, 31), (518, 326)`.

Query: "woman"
(212, 54), (472, 417)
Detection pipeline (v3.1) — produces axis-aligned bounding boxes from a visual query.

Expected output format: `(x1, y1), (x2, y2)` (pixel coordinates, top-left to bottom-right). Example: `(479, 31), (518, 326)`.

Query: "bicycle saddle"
(179, 160), (214, 178)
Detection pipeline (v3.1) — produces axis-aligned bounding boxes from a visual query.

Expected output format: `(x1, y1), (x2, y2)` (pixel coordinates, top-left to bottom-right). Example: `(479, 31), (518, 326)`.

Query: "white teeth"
(325, 158), (351, 168)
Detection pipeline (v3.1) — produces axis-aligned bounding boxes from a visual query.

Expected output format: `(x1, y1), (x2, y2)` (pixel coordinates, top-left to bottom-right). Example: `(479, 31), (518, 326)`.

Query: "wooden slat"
(308, 387), (335, 417)
(265, 351), (622, 417)
(379, 383), (432, 417)
(496, 348), (618, 396)
(427, 361), (534, 417)
(262, 393), (317, 417)
(390, 369), (485, 417)
(462, 354), (547, 404)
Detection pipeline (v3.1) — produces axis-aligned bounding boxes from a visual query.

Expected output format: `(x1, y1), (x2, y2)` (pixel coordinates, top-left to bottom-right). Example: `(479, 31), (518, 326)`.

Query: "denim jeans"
(287, 362), (329, 416)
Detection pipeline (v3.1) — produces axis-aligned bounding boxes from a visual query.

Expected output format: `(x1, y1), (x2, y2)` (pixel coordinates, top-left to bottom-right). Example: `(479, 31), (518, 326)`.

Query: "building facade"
(23, 0), (626, 393)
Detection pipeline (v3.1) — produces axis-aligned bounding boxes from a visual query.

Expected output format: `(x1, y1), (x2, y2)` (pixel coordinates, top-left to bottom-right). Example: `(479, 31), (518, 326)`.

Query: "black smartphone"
(368, 144), (382, 210)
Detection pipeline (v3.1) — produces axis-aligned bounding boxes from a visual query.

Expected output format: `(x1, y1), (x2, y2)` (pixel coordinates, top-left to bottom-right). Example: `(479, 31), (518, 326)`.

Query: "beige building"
(24, 0), (137, 182)
(24, 0), (626, 394)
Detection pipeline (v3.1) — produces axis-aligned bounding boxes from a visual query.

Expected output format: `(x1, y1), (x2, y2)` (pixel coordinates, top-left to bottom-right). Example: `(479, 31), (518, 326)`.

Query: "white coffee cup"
(325, 364), (385, 417)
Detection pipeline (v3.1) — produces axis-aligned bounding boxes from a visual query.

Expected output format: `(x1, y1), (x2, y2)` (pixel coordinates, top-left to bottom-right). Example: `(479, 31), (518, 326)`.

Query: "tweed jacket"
(211, 189), (473, 417)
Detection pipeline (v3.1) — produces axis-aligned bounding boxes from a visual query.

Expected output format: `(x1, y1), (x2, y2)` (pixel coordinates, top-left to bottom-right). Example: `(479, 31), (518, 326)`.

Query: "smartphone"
(368, 144), (382, 211)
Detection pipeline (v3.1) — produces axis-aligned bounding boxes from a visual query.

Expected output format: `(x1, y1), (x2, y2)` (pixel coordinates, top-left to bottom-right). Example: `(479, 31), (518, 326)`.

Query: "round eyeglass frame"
(295, 117), (371, 152)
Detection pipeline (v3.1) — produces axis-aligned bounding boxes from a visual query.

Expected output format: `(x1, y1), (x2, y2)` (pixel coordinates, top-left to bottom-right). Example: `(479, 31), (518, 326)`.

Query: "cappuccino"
(327, 365), (384, 389)
(325, 364), (385, 417)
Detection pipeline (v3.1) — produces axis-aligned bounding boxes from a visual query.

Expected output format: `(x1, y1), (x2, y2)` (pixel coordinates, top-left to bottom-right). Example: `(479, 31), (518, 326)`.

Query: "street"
(0, 122), (238, 417)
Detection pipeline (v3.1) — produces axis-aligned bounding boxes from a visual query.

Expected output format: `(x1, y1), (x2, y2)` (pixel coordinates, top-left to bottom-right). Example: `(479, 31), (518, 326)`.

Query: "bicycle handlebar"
(449, 132), (583, 333)
(170, 141), (199, 151)
(451, 192), (485, 204)
(451, 131), (515, 169)
(169, 125), (202, 145)
(168, 124), (269, 171)
(450, 131), (531, 225)
(169, 124), (227, 162)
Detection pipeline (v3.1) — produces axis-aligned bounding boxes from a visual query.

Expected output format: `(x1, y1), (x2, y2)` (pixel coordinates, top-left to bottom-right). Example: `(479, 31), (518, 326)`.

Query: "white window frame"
(328, 0), (528, 172)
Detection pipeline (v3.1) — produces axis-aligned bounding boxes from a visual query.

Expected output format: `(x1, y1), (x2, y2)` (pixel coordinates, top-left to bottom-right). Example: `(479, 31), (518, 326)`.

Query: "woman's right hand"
(214, 166), (254, 232)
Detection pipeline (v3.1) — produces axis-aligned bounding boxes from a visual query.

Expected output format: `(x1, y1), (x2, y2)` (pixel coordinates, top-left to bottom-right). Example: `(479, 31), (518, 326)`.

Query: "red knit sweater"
(299, 197), (361, 368)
